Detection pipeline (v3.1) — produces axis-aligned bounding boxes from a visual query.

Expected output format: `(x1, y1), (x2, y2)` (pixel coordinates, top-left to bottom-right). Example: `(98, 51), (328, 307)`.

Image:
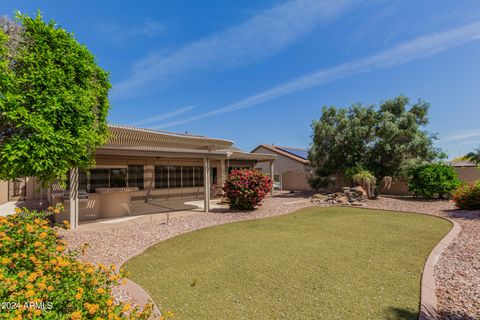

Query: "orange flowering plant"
(0, 208), (153, 319)
(452, 180), (480, 210)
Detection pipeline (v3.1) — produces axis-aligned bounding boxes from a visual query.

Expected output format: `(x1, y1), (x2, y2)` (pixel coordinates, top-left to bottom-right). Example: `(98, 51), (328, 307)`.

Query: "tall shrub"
(223, 169), (272, 210)
(0, 13), (110, 186)
(408, 163), (460, 198)
(0, 208), (153, 319)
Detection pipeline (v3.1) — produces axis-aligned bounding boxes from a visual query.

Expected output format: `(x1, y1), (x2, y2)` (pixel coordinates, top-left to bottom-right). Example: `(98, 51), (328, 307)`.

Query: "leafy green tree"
(408, 163), (460, 198)
(466, 147), (480, 165)
(309, 96), (442, 196)
(0, 13), (110, 186)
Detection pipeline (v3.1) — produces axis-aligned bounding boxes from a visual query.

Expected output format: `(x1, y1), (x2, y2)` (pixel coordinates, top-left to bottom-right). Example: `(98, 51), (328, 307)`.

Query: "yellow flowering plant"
(0, 208), (153, 319)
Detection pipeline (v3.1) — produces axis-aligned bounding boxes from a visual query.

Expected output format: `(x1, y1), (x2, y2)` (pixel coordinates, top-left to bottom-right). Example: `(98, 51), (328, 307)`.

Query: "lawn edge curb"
(117, 278), (162, 320)
(419, 218), (460, 320)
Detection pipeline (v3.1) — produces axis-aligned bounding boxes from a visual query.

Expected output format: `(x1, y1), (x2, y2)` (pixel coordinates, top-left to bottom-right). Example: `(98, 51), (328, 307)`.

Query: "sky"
(2, 0), (480, 158)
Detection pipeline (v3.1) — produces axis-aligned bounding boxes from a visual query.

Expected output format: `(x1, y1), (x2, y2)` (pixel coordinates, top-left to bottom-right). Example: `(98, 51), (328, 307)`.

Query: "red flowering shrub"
(223, 169), (272, 210)
(452, 180), (480, 210)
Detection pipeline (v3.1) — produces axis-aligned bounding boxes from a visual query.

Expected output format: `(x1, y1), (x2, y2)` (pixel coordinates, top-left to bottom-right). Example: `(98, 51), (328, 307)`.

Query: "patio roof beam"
(96, 147), (229, 159)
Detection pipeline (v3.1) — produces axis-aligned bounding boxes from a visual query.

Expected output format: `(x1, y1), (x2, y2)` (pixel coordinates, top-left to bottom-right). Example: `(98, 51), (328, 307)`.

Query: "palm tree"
(466, 147), (480, 165)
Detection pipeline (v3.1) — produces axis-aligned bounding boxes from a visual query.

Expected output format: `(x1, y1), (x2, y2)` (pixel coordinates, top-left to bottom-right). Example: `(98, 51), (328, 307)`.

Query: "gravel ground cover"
(60, 193), (480, 319)
(60, 193), (315, 267)
(363, 196), (480, 320)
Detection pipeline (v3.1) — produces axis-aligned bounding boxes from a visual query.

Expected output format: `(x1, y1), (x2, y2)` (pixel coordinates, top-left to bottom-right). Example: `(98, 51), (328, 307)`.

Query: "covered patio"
(61, 125), (276, 229)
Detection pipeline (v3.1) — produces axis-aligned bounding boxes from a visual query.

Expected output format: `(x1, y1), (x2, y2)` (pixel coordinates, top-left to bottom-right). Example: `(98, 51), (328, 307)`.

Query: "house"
(251, 144), (313, 191)
(0, 125), (276, 228)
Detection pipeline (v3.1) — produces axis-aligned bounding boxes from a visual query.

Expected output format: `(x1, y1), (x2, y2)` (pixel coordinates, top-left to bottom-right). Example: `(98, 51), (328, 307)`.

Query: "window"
(211, 168), (217, 185)
(182, 166), (194, 187)
(89, 169), (109, 192)
(168, 166), (182, 188)
(154, 165), (168, 189)
(79, 170), (88, 192)
(194, 166), (204, 187)
(109, 168), (127, 188)
(128, 165), (144, 190)
(155, 165), (206, 189)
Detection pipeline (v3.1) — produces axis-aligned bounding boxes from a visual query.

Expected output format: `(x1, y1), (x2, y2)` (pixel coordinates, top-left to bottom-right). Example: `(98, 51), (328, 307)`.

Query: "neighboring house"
(0, 125), (276, 226)
(450, 160), (480, 183)
(251, 144), (313, 191)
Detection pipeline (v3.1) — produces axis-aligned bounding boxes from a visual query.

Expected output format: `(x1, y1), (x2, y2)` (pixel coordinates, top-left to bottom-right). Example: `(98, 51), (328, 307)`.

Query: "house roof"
(106, 124), (233, 151)
(100, 125), (275, 162)
(251, 144), (310, 165)
(450, 160), (477, 167)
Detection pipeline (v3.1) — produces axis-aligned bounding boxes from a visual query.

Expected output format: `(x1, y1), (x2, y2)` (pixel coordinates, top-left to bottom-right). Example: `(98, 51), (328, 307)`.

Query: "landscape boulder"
(311, 187), (367, 206)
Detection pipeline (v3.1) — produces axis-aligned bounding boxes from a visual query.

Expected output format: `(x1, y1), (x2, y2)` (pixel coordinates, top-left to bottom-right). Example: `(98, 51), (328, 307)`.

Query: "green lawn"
(124, 207), (451, 320)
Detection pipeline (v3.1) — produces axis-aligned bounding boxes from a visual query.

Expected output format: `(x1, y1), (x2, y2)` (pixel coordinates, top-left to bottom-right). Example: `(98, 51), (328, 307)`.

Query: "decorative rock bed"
(311, 186), (367, 206)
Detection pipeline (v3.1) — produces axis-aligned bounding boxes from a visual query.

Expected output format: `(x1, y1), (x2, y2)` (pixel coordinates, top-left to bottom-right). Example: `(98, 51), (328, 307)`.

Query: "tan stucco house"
(251, 144), (313, 191)
(0, 125), (276, 228)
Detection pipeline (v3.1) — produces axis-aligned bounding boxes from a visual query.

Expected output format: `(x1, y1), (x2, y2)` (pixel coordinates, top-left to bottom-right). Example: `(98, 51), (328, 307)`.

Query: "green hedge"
(408, 163), (460, 198)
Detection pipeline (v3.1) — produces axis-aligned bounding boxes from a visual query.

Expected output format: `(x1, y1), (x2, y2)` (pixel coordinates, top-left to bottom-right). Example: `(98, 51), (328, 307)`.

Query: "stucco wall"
(281, 170), (311, 191)
(381, 179), (412, 195)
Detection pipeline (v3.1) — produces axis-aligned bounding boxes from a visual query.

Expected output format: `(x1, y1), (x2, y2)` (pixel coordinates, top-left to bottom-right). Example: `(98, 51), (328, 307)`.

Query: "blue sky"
(2, 1), (480, 158)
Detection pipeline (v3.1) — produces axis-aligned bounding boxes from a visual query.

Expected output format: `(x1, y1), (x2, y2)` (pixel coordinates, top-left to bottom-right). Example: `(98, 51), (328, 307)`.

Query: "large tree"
(0, 13), (110, 186)
(309, 95), (442, 194)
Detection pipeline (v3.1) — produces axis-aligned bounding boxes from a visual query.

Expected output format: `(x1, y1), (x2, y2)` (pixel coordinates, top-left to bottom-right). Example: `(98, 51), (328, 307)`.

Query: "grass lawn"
(124, 207), (451, 320)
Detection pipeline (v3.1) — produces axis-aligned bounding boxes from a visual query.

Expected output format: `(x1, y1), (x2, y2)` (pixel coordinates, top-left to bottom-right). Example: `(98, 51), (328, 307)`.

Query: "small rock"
(351, 202), (364, 206)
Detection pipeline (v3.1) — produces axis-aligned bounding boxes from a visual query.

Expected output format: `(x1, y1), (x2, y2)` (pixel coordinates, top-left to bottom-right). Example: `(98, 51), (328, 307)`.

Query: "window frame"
(128, 165), (144, 190)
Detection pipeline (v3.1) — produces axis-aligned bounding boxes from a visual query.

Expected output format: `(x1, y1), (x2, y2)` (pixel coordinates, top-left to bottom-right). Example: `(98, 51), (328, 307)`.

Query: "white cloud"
(101, 17), (165, 42)
(127, 105), (195, 127)
(112, 0), (356, 98)
(439, 129), (480, 143)
(156, 20), (480, 129)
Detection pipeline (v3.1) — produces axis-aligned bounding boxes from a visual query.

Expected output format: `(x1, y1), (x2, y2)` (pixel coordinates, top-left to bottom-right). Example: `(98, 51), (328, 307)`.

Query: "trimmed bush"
(452, 181), (480, 210)
(223, 169), (272, 210)
(408, 163), (460, 198)
(0, 207), (153, 319)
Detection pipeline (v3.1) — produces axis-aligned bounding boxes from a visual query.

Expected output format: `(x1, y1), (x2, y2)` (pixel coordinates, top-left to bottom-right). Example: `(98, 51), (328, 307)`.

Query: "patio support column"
(203, 158), (210, 212)
(69, 167), (79, 229)
(270, 160), (275, 195)
(219, 158), (226, 195)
